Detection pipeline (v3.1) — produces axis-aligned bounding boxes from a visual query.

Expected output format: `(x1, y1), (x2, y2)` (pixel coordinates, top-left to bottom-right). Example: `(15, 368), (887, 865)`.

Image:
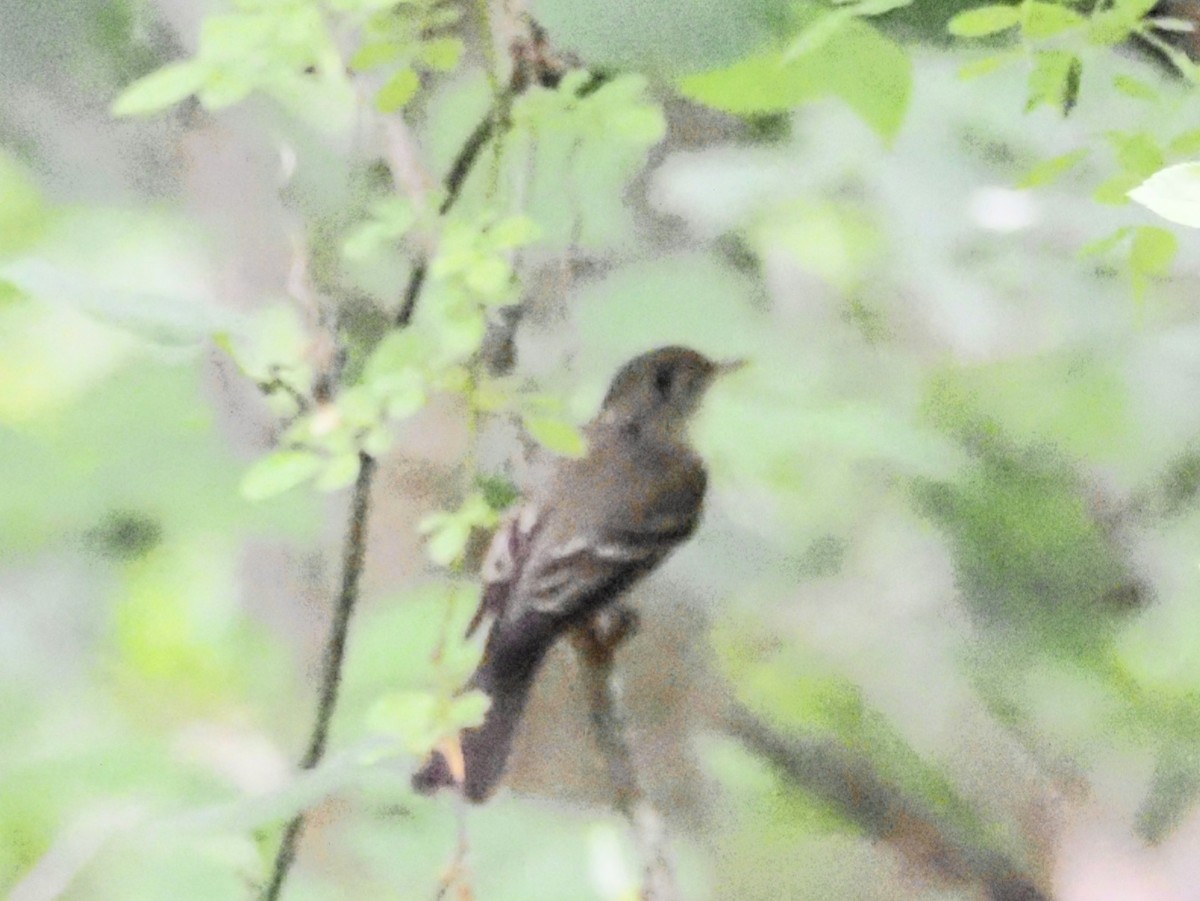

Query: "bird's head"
(599, 346), (744, 436)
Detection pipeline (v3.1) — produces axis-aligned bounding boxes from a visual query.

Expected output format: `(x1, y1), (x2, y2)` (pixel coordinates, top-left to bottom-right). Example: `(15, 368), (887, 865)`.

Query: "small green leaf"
(958, 52), (1020, 80)
(1131, 225), (1178, 276)
(367, 690), (439, 754)
(349, 41), (401, 72)
(1017, 148), (1089, 188)
(419, 37), (463, 72)
(241, 449), (323, 500)
(363, 425), (393, 457)
(523, 414), (587, 458)
(316, 453), (362, 491)
(464, 256), (511, 299)
(1109, 132), (1165, 179)
(1025, 51), (1081, 116)
(197, 71), (254, 110)
(1080, 227), (1131, 259)
(375, 68), (419, 112)
(425, 520), (470, 566)
(1114, 74), (1159, 102)
(112, 61), (206, 116)
(1023, 2), (1086, 39)
(487, 216), (540, 249)
(1093, 171), (1143, 205)
(446, 690), (490, 730)
(783, 10), (853, 62)
(947, 5), (1022, 37)
(1169, 129), (1200, 156)
(1131, 225), (1178, 303)
(1129, 163), (1200, 227)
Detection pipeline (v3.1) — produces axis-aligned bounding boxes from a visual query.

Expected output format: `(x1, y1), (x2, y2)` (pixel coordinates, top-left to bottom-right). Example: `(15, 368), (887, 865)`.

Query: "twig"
(573, 607), (679, 901)
(724, 703), (1051, 901)
(261, 452), (376, 901)
(261, 46), (553, 898)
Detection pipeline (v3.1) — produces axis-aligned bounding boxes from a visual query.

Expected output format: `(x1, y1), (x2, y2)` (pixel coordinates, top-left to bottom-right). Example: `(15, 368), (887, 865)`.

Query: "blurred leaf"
(1025, 50), (1081, 116)
(240, 449), (324, 500)
(1128, 163), (1200, 227)
(419, 37), (463, 71)
(1130, 225), (1178, 302)
(420, 494), (499, 566)
(1017, 148), (1089, 188)
(1113, 73), (1159, 101)
(523, 414), (587, 458)
(316, 452), (362, 491)
(1108, 131), (1165, 178)
(1093, 171), (1143, 205)
(958, 51), (1021, 79)
(112, 61), (206, 116)
(1023, 2), (1086, 39)
(679, 21), (912, 143)
(947, 5), (1022, 37)
(375, 67), (420, 112)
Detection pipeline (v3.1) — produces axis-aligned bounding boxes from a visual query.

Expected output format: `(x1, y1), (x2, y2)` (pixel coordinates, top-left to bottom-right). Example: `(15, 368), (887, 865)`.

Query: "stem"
(574, 609), (679, 901)
(261, 452), (376, 901)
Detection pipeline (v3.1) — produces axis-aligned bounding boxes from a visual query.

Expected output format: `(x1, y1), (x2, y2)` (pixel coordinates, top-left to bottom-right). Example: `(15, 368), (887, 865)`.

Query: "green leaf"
(679, 21), (911, 143)
(947, 5), (1022, 37)
(1129, 163), (1200, 227)
(424, 519), (470, 566)
(1025, 50), (1081, 116)
(783, 10), (854, 62)
(446, 690), (490, 730)
(316, 453), (362, 491)
(1023, 2), (1086, 39)
(1080, 227), (1131, 259)
(1113, 74), (1160, 102)
(375, 68), (420, 113)
(523, 414), (587, 458)
(367, 690), (440, 754)
(1093, 171), (1143, 205)
(1017, 148), (1089, 188)
(197, 71), (254, 110)
(958, 52), (1020, 79)
(112, 61), (206, 116)
(1109, 131), (1165, 179)
(349, 41), (401, 72)
(419, 37), (463, 72)
(241, 450), (323, 500)
(1130, 225), (1178, 276)
(1169, 129), (1200, 156)
(488, 216), (540, 249)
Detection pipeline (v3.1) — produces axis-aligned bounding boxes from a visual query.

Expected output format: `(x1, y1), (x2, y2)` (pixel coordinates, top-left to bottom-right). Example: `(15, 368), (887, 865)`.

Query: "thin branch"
(573, 607), (679, 901)
(262, 452), (376, 901)
(261, 62), (540, 899)
(724, 703), (1052, 901)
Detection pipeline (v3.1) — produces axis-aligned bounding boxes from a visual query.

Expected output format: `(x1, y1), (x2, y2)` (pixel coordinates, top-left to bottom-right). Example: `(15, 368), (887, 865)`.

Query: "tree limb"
(573, 607), (679, 901)
(724, 703), (1052, 901)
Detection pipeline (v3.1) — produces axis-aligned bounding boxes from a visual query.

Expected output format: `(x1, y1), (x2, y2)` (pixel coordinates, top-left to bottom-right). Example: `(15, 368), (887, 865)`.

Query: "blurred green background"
(4, 0), (1200, 898)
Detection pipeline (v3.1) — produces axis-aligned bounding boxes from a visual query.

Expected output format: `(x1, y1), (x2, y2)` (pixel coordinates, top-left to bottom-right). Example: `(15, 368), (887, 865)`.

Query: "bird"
(412, 345), (741, 802)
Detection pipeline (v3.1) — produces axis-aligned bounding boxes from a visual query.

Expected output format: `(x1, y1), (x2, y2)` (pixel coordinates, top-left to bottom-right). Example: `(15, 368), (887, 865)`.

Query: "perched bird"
(412, 346), (741, 802)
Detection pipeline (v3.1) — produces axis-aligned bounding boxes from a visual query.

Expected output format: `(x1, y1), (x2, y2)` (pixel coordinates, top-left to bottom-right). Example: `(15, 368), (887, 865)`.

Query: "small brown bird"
(412, 346), (741, 802)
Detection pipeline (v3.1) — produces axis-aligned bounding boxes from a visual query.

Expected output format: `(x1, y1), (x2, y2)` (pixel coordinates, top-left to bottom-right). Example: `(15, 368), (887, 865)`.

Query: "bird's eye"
(654, 364), (674, 398)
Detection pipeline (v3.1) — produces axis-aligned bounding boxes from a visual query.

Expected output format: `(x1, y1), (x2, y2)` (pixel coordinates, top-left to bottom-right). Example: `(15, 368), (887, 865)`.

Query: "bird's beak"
(714, 358), (748, 377)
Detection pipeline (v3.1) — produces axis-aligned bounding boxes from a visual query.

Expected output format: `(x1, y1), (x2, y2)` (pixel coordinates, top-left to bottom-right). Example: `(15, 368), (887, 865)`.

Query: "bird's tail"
(411, 620), (552, 802)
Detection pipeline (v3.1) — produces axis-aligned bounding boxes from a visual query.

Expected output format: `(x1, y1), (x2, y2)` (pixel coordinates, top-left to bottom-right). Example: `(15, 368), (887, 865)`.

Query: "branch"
(724, 703), (1052, 901)
(573, 607), (679, 901)
(262, 452), (376, 901)
(260, 48), (553, 898)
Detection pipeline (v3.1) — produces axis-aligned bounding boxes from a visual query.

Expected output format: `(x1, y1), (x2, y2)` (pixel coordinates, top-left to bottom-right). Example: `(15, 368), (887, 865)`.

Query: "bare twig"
(262, 452), (376, 901)
(724, 703), (1052, 901)
(573, 607), (679, 901)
